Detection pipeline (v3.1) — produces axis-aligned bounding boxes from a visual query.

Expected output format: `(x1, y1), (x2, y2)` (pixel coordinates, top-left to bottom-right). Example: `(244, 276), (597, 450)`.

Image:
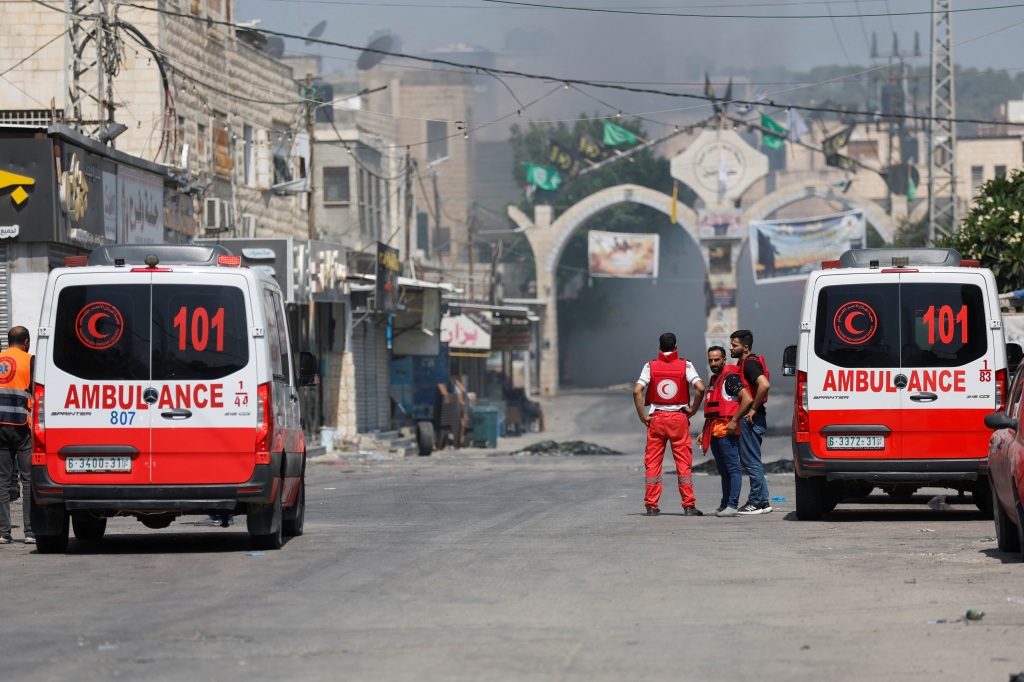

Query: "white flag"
(787, 108), (810, 142)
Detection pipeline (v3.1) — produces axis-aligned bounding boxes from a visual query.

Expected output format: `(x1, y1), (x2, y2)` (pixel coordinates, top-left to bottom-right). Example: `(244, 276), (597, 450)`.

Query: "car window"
(262, 288), (289, 382)
(54, 284), (151, 380)
(1007, 367), (1024, 419)
(901, 283), (987, 368)
(151, 285), (249, 381)
(814, 284), (900, 368)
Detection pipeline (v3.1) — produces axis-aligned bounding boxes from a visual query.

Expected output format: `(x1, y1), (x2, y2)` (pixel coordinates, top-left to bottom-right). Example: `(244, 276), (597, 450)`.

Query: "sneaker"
(0, 535), (12, 544)
(737, 502), (764, 515)
(683, 507), (704, 516)
(712, 505), (727, 516)
(23, 534), (35, 544)
(759, 501), (773, 514)
(645, 507), (660, 516)
(716, 507), (739, 517)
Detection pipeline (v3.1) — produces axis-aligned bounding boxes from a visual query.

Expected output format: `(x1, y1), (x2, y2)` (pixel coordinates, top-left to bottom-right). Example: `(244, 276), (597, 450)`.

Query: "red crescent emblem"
(844, 311), (864, 335)
(76, 301), (124, 350)
(833, 301), (878, 345)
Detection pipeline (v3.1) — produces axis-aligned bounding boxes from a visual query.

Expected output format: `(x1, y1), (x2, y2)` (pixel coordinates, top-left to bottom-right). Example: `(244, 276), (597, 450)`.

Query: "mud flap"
(246, 480), (281, 536)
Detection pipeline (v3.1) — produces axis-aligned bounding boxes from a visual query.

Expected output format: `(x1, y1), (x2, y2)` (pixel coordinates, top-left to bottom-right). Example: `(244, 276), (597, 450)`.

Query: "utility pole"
(433, 170), (442, 265)
(928, 0), (958, 241)
(466, 204), (474, 299)
(305, 73), (316, 240)
(66, 0), (115, 138)
(403, 147), (414, 276)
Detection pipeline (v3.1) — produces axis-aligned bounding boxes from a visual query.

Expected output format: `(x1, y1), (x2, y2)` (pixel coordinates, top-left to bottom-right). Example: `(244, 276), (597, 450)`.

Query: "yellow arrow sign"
(0, 169), (35, 205)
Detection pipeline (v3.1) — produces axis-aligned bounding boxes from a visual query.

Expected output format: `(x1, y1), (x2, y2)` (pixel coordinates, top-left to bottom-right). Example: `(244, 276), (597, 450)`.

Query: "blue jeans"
(739, 413), (769, 505)
(710, 433), (742, 510)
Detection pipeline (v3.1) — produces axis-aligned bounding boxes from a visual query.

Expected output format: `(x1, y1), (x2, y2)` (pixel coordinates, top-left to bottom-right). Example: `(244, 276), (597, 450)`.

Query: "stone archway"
(509, 184), (698, 396)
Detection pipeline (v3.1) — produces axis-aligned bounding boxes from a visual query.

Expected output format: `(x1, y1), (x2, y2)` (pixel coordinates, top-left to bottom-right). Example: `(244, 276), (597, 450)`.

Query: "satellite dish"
(304, 20), (327, 45)
(356, 34), (393, 70)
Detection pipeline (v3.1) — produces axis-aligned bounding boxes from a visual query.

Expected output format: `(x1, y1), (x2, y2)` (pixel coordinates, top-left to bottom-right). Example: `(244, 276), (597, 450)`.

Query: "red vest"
(703, 365), (742, 419)
(739, 354), (769, 405)
(644, 352), (690, 406)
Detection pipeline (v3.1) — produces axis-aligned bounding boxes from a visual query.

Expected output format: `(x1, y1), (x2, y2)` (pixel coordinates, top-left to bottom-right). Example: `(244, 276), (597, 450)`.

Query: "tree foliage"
(937, 169), (1024, 291)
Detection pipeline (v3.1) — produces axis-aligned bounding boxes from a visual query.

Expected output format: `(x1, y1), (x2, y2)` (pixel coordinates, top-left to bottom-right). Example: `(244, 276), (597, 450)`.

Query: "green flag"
(603, 120), (638, 146)
(523, 162), (561, 191)
(760, 113), (786, 150)
(907, 164), (919, 201)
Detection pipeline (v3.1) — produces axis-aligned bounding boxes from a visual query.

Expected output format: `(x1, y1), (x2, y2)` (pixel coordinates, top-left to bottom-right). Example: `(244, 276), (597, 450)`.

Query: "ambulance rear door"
(898, 273), (994, 460)
(147, 273), (258, 485)
(808, 273), (903, 459)
(45, 273), (154, 486)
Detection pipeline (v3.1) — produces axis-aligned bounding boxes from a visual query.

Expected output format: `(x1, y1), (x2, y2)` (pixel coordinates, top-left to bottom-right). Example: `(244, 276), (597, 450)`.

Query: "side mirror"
(780, 345), (797, 377)
(298, 351), (320, 387)
(984, 411), (1015, 430)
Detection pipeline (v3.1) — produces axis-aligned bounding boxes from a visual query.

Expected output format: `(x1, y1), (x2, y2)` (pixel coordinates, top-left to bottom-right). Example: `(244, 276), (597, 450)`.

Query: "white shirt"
(637, 355), (703, 413)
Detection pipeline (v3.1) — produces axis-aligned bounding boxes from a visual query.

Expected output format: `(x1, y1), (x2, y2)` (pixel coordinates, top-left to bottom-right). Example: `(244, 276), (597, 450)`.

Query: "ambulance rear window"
(814, 284), (900, 368)
(52, 283), (248, 381)
(901, 283), (986, 368)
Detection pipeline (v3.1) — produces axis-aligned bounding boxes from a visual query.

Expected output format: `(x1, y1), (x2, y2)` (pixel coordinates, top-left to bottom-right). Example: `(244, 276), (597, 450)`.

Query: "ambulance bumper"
(794, 442), (987, 482)
(30, 462), (278, 512)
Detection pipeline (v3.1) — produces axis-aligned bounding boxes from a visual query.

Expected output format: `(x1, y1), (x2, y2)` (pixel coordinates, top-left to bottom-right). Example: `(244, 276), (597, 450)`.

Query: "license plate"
(65, 456), (132, 473)
(826, 435), (885, 450)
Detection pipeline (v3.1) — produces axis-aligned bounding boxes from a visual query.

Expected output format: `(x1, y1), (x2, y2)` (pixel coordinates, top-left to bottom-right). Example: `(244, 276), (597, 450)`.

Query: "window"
(323, 167), (350, 203)
(271, 132), (291, 185)
(262, 289), (290, 382)
(426, 120), (448, 160)
(212, 112), (232, 177)
(971, 165), (984, 196)
(243, 125), (254, 187)
(197, 123), (207, 166)
(151, 285), (249, 381)
(54, 284), (151, 380)
(814, 284), (900, 368)
(996, 165), (1007, 178)
(902, 283), (986, 368)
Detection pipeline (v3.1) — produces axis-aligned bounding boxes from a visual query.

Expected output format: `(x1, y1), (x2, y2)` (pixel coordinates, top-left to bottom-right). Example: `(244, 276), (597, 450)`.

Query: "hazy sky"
(239, 0), (1024, 79)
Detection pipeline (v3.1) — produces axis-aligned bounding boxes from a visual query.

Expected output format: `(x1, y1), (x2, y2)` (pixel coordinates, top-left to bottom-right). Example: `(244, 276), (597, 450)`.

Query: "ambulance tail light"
(794, 370), (810, 441)
(32, 384), (45, 459)
(255, 383), (272, 464)
(995, 368), (1007, 411)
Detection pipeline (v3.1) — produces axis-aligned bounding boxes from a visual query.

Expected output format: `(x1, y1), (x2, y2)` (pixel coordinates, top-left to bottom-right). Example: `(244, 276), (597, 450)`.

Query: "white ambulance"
(782, 248), (1017, 520)
(29, 244), (318, 552)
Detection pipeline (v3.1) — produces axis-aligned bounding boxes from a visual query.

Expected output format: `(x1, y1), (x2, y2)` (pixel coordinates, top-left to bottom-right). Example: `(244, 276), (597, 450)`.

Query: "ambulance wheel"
(821, 483), (841, 513)
(71, 512), (107, 542)
(795, 475), (826, 520)
(31, 500), (69, 554)
(249, 492), (283, 551)
(993, 477), (1020, 553)
(283, 469), (305, 537)
(973, 478), (993, 518)
(416, 421), (434, 456)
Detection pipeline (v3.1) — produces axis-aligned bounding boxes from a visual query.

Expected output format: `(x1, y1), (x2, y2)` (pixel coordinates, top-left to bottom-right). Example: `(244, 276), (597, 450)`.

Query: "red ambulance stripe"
(150, 426), (256, 485)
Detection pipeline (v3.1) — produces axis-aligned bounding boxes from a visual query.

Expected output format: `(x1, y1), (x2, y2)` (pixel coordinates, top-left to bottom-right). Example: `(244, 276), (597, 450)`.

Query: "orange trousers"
(644, 410), (696, 510)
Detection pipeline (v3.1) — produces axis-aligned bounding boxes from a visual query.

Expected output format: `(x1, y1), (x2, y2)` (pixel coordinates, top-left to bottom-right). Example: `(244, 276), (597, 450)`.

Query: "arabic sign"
(0, 138), (59, 242)
(698, 208), (744, 240)
(588, 230), (659, 278)
(62, 143), (118, 247)
(749, 209), (866, 284)
(118, 165), (163, 244)
(441, 311), (492, 350)
(375, 242), (400, 314)
(491, 318), (532, 351)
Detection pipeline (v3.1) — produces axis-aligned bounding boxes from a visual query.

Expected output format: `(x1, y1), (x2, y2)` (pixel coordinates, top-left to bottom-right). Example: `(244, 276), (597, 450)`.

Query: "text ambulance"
(782, 248), (1015, 520)
(30, 244), (318, 552)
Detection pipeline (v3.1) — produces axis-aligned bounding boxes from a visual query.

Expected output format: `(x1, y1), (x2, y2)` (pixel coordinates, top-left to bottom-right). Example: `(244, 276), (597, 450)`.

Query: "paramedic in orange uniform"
(0, 327), (34, 544)
(633, 332), (706, 516)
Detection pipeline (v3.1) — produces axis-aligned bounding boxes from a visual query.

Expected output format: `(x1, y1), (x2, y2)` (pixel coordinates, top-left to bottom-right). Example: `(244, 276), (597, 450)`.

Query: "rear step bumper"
(31, 463), (276, 511)
(794, 442), (987, 483)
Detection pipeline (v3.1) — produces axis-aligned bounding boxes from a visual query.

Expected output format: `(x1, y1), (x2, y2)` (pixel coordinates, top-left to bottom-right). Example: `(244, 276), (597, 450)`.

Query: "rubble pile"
(692, 458), (795, 475)
(501, 440), (623, 456)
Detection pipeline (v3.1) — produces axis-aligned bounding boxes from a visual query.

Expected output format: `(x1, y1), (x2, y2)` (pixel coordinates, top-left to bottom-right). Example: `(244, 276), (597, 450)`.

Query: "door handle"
(160, 408), (193, 420)
(909, 392), (938, 403)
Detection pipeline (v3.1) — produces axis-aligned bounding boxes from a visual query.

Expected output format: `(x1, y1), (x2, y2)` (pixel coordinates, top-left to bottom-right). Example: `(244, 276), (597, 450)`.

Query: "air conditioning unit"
(241, 214), (257, 238)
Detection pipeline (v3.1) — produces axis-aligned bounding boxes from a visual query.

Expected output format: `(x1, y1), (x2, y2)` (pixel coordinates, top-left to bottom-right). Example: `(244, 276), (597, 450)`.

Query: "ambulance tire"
(972, 478), (993, 518)
(31, 500), (69, 554)
(821, 483), (841, 513)
(416, 421), (434, 456)
(71, 512), (107, 542)
(993, 476), (1020, 553)
(795, 475), (826, 521)
(248, 491), (283, 551)
(283, 467), (305, 537)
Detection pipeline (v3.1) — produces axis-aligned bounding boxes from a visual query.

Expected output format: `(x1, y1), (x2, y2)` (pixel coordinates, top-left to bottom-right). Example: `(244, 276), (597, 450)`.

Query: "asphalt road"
(3, 388), (1023, 681)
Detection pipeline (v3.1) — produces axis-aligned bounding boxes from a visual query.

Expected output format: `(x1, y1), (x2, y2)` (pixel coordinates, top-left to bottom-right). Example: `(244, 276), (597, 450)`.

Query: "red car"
(984, 359), (1024, 559)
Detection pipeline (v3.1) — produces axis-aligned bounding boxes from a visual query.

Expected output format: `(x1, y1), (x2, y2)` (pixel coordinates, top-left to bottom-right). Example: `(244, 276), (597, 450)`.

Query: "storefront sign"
(441, 311), (492, 350)
(375, 242), (400, 314)
(118, 165), (163, 244)
(491, 318), (532, 351)
(0, 138), (59, 241)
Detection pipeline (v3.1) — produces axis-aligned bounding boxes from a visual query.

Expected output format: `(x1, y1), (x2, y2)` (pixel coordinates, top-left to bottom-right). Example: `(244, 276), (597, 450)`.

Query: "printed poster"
(698, 208), (744, 240)
(587, 230), (659, 278)
(749, 209), (865, 284)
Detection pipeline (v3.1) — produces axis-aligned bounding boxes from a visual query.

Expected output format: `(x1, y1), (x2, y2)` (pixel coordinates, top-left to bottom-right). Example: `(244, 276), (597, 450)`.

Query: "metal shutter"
(0, 244), (8, 336)
(353, 315), (391, 432)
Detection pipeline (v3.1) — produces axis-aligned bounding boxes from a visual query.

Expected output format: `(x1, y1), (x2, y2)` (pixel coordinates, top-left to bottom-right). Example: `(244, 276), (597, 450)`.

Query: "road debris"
(927, 495), (950, 510)
(498, 440), (622, 456)
(965, 609), (985, 621)
(1007, 595), (1024, 604)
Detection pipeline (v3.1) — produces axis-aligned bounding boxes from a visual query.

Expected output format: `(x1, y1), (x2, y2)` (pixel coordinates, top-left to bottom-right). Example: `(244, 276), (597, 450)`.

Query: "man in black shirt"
(729, 329), (772, 515)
